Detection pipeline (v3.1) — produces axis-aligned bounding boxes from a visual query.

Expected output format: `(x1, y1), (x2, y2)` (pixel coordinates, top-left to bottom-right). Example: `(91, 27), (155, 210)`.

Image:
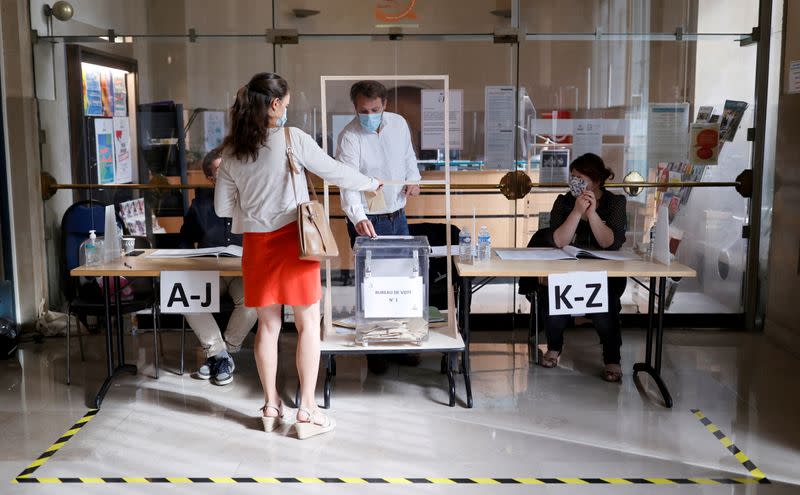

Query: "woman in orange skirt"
(215, 73), (381, 439)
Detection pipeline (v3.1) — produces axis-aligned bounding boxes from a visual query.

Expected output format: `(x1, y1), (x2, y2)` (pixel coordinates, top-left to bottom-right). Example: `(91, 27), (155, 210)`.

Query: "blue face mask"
(358, 112), (382, 133)
(276, 108), (288, 127)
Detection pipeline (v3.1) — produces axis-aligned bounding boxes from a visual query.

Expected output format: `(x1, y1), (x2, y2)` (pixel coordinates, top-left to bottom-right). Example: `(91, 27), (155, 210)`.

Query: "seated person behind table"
(179, 148), (258, 385)
(539, 153), (627, 382)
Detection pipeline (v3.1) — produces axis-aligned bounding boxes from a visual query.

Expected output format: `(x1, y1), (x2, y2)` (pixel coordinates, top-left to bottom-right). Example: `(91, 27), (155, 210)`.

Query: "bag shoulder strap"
(284, 127), (319, 203)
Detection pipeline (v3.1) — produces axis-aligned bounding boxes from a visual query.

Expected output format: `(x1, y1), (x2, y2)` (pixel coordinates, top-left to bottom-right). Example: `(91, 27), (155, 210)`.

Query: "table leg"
(113, 276), (137, 378)
(323, 354), (334, 410)
(446, 352), (456, 407)
(645, 276), (656, 365)
(632, 277), (673, 408)
(93, 276), (137, 409)
(459, 276), (474, 409)
(114, 277), (125, 366)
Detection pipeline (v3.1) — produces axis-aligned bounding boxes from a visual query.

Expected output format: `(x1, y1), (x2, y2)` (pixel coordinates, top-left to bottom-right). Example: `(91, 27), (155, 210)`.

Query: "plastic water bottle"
(477, 226), (491, 262)
(458, 227), (472, 263)
(84, 230), (100, 266)
(646, 223), (656, 260)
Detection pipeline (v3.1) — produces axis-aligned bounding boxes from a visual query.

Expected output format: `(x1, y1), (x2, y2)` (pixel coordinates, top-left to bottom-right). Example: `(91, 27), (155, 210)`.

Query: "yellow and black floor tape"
(11, 409), (770, 485)
(14, 408), (98, 481)
(691, 408), (768, 482)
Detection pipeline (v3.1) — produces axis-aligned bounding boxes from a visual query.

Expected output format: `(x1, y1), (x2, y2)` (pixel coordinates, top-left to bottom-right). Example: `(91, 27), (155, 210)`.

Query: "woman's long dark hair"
(222, 72), (289, 163)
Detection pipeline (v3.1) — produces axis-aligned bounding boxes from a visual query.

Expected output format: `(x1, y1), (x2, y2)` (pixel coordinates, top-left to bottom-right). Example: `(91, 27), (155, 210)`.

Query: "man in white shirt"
(337, 80), (421, 244)
(336, 81), (422, 375)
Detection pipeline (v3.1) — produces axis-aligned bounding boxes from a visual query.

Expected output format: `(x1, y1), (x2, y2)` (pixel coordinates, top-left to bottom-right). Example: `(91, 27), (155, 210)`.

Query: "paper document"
(484, 86), (515, 169)
(430, 245), (459, 258)
(647, 103), (690, 165)
(150, 245), (243, 258)
(495, 247), (639, 261)
(495, 248), (575, 261)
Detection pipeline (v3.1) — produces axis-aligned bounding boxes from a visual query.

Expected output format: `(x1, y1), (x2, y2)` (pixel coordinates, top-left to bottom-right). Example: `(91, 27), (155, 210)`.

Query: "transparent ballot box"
(353, 236), (430, 346)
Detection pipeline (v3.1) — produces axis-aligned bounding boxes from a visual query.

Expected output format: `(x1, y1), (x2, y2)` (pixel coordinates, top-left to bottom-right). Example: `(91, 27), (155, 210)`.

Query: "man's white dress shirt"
(336, 112), (421, 225)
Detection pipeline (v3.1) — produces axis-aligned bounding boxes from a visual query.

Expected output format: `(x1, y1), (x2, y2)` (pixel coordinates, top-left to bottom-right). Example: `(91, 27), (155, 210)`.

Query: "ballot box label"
(160, 271), (220, 313)
(363, 276), (424, 319)
(548, 271), (608, 316)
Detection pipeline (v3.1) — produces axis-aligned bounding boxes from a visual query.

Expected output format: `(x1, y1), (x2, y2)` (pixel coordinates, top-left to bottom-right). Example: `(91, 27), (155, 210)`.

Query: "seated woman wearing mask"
(539, 153), (628, 382)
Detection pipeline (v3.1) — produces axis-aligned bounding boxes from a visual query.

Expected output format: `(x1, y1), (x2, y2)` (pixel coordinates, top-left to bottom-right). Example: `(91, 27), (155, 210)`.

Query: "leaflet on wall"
(695, 106), (714, 123)
(421, 89), (463, 150)
(113, 116), (133, 183)
(572, 119), (603, 158)
(646, 103), (689, 165)
(83, 69), (104, 117)
(94, 118), (116, 185)
(484, 86), (515, 169)
(112, 73), (127, 116)
(688, 122), (720, 165)
(202, 111), (225, 151)
(120, 198), (147, 236)
(540, 148), (570, 184)
(718, 100), (749, 142)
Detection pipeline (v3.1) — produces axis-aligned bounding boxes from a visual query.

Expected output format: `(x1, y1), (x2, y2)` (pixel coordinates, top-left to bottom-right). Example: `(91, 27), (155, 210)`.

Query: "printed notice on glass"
(421, 89), (463, 150)
(484, 86), (515, 169)
(572, 119), (603, 158)
(788, 60), (800, 94)
(647, 103), (689, 166)
(203, 111), (225, 151)
(363, 276), (424, 319)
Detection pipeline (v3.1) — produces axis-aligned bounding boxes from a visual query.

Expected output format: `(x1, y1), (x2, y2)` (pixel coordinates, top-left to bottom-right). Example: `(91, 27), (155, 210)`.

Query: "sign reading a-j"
(160, 271), (219, 314)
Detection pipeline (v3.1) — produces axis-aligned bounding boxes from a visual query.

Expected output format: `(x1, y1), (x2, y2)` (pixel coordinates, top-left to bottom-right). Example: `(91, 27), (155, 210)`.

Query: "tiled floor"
(1, 326), (799, 494)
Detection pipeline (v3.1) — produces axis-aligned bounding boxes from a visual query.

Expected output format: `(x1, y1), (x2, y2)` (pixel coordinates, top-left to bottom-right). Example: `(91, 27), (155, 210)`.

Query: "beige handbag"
(284, 127), (340, 261)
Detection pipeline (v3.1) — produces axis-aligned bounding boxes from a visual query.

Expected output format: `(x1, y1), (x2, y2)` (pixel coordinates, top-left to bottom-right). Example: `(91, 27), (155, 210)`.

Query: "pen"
(124, 262), (133, 269)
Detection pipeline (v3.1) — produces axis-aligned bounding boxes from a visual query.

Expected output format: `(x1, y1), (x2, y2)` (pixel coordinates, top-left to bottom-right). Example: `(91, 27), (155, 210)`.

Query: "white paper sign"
(160, 271), (220, 313)
(548, 271), (609, 316)
(484, 86), (515, 169)
(647, 103), (690, 165)
(363, 276), (423, 319)
(112, 116), (132, 183)
(421, 89), (463, 150)
(202, 111), (225, 151)
(572, 119), (603, 158)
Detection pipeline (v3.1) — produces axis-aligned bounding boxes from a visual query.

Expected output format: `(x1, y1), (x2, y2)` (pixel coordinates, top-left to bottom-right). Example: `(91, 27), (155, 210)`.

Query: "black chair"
(408, 222), (463, 311)
(518, 228), (555, 364)
(61, 200), (161, 384)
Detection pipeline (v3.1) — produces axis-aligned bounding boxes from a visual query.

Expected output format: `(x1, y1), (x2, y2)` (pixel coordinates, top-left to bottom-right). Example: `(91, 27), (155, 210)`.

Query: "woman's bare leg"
(255, 305), (283, 416)
(292, 302), (321, 419)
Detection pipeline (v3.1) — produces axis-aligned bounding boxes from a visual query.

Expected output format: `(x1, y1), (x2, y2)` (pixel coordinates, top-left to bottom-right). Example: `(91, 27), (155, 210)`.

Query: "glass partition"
(32, 0), (762, 319)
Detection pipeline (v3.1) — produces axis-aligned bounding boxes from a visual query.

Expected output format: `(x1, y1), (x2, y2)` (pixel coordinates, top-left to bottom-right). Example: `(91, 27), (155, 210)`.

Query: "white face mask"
(569, 176), (588, 197)
(276, 107), (288, 127)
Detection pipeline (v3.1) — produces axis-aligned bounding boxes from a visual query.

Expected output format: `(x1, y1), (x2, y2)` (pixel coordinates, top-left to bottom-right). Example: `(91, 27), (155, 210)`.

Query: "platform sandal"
(294, 407), (336, 440)
(260, 403), (285, 432)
